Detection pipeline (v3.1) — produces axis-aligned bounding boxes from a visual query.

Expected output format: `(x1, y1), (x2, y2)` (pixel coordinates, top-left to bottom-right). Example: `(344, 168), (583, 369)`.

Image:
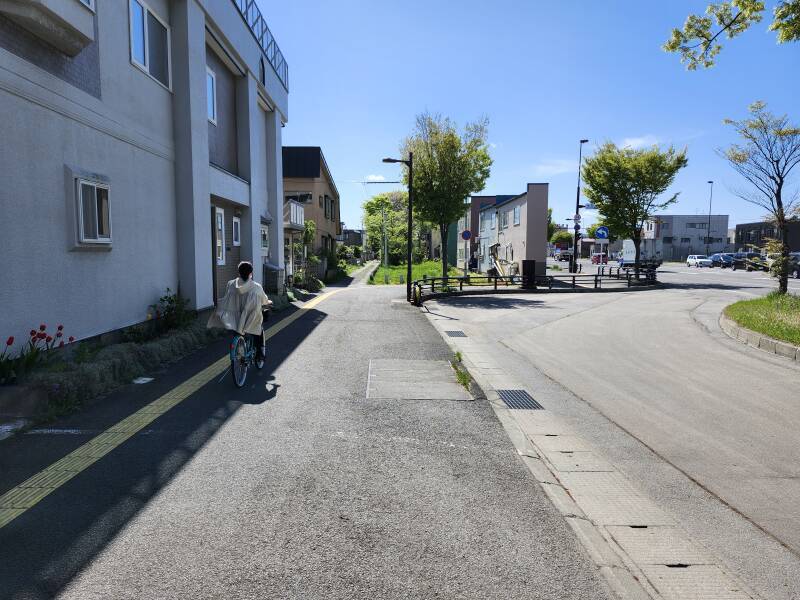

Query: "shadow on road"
(438, 296), (551, 310)
(662, 281), (768, 291)
(0, 307), (328, 599)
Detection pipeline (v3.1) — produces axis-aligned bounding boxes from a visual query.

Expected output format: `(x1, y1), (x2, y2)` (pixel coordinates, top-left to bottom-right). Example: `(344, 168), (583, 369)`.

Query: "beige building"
(282, 147), (341, 275)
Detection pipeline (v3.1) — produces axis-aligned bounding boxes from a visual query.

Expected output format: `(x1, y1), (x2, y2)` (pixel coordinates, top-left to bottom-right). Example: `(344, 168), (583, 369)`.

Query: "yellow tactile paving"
(0, 289), (342, 529)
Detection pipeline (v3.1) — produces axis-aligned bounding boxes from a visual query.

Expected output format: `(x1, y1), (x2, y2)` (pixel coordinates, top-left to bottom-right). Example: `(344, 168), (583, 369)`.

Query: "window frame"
(129, 0), (172, 91)
(215, 207), (226, 266)
(206, 67), (217, 125)
(76, 178), (112, 245)
(232, 216), (241, 246)
(513, 206), (520, 226)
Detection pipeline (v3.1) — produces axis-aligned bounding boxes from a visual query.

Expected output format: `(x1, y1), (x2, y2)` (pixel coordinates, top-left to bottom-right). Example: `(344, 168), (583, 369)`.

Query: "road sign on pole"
(461, 230), (471, 241)
(595, 226), (609, 239)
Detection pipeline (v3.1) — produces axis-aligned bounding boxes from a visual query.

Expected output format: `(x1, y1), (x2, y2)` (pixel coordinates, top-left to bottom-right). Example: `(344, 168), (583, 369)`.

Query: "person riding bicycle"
(207, 261), (272, 362)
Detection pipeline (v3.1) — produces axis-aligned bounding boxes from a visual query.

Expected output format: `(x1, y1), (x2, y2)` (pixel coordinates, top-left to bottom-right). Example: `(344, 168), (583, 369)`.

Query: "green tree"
(582, 143), (688, 272)
(664, 0), (800, 69)
(547, 208), (557, 241)
(720, 102), (800, 294)
(550, 230), (574, 246)
(402, 112), (492, 278)
(363, 192), (408, 265)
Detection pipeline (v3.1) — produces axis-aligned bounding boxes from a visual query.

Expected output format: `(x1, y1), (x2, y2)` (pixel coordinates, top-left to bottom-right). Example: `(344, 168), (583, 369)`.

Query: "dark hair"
(238, 261), (254, 280)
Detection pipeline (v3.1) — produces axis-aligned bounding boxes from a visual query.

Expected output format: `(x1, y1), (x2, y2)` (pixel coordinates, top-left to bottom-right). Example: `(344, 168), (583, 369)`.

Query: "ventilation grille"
(497, 389), (544, 410)
(445, 330), (467, 338)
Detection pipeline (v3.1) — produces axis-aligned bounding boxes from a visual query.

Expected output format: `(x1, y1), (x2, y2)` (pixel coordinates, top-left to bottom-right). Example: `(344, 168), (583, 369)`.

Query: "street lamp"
(572, 139), (590, 273)
(705, 180), (714, 256)
(383, 153), (413, 302)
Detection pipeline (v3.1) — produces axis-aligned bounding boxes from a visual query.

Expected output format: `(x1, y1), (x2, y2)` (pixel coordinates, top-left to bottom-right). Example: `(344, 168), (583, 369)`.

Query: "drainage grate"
(445, 330), (467, 338)
(497, 389), (544, 410)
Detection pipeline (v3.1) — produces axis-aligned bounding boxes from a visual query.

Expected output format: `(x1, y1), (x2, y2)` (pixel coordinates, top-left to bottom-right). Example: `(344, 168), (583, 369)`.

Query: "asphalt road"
(428, 263), (800, 600)
(0, 269), (612, 599)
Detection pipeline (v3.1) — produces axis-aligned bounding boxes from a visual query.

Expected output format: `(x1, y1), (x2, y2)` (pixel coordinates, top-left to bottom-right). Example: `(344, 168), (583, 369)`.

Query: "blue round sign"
(461, 230), (471, 241)
(595, 226), (610, 239)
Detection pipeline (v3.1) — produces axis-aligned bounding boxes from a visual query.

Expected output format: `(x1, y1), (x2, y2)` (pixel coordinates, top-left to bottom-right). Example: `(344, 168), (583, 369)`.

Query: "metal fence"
(232, 0), (289, 90)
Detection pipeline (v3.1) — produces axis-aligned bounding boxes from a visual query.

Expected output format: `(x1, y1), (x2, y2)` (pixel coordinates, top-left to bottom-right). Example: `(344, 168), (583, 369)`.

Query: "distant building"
(339, 228), (364, 247)
(735, 221), (800, 252)
(643, 215), (730, 260)
(476, 184), (549, 276)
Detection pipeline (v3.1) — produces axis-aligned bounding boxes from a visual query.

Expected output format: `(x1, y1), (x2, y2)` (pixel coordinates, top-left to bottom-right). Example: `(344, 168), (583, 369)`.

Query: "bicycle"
(229, 310), (269, 388)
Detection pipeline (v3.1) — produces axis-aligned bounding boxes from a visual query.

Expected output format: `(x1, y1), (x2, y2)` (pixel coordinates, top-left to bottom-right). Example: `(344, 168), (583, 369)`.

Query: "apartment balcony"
(0, 0), (95, 56)
(284, 200), (304, 231)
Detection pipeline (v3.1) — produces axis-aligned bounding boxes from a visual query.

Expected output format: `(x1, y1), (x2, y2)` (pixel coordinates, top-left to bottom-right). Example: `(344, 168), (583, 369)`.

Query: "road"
(0, 267), (612, 599)
(426, 262), (800, 600)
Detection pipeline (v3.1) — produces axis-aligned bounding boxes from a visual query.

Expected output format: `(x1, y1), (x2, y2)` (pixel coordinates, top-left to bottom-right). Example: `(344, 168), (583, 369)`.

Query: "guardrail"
(411, 269), (658, 305)
(232, 0), (289, 91)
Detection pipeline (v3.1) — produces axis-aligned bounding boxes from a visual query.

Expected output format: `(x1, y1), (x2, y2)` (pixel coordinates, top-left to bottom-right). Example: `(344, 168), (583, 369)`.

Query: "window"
(662, 222), (669, 229)
(330, 198), (336, 220)
(285, 192), (312, 204)
(663, 236), (674, 244)
(681, 237), (691, 243)
(259, 58), (266, 86)
(260, 226), (269, 250)
(319, 195), (323, 208)
(324, 196), (331, 219)
(206, 68), (217, 124)
(289, 202), (304, 226)
(215, 208), (225, 265)
(79, 0), (96, 10)
(232, 216), (241, 246)
(687, 223), (696, 229)
(513, 206), (521, 226)
(77, 180), (111, 244)
(129, 0), (171, 89)
(501, 210), (509, 229)
(490, 212), (496, 230)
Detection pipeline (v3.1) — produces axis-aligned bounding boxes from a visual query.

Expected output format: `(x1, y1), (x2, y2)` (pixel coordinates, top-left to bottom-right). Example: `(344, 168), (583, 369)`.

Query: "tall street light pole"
(705, 180), (714, 256)
(572, 139), (590, 274)
(383, 153), (414, 302)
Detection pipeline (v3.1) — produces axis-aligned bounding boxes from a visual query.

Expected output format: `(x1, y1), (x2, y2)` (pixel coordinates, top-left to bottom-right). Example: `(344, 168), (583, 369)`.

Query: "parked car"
(730, 252), (767, 271)
(687, 255), (712, 268)
(591, 253), (608, 264)
(556, 251), (573, 262)
(789, 252), (800, 279)
(709, 253), (734, 268)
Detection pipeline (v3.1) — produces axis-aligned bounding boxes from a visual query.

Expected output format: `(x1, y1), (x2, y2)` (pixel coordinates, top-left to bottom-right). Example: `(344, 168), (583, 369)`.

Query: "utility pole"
(705, 180), (714, 256)
(572, 139), (589, 273)
(383, 153), (414, 301)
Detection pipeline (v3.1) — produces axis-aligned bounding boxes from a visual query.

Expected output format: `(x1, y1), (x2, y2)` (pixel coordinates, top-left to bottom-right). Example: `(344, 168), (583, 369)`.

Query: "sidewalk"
(1, 282), (613, 599)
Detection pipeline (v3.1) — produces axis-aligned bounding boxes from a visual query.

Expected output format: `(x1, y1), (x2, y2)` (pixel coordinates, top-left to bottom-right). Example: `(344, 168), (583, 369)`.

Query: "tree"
(363, 192), (408, 265)
(547, 208), (557, 241)
(550, 230), (574, 246)
(402, 112), (492, 278)
(720, 102), (800, 294)
(664, 0), (800, 69)
(582, 143), (688, 272)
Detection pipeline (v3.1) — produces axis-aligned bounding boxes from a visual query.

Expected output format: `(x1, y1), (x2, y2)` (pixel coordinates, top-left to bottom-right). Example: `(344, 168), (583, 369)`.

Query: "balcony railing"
(232, 0), (289, 91)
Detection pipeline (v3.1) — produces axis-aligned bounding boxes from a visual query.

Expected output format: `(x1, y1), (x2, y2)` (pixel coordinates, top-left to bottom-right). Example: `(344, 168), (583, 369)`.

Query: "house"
(428, 224), (458, 266)
(0, 0), (289, 345)
(735, 220), (800, 252)
(643, 215), (730, 260)
(476, 184), (549, 276)
(339, 229), (364, 248)
(282, 146), (341, 276)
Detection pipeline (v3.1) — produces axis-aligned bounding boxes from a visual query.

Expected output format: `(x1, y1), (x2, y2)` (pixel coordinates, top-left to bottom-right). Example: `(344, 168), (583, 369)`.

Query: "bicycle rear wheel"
(231, 336), (248, 387)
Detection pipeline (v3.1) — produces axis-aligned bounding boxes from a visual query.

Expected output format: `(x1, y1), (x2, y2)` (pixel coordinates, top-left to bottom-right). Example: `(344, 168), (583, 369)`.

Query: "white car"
(686, 254), (712, 268)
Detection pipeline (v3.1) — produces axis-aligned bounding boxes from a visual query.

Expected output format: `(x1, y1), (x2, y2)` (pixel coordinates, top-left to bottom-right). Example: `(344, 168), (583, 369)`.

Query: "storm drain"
(497, 389), (544, 410)
(445, 330), (467, 338)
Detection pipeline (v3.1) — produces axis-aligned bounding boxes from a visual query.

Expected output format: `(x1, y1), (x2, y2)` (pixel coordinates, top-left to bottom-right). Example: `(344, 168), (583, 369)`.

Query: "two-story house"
(0, 0), (289, 345)
(282, 146), (341, 276)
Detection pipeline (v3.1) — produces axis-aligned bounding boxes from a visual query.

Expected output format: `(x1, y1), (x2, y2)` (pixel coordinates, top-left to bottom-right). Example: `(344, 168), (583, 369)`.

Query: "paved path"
(425, 265), (800, 600)
(0, 279), (611, 599)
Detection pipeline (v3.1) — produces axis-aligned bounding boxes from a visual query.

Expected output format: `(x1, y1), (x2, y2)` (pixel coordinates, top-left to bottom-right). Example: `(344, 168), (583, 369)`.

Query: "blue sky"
(258, 0), (799, 232)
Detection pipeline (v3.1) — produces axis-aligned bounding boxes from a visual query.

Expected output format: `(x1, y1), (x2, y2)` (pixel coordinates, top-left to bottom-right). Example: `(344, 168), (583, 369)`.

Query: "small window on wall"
(215, 208), (225, 265)
(77, 180), (112, 244)
(259, 58), (266, 86)
(206, 68), (217, 124)
(129, 0), (171, 89)
(513, 206), (520, 226)
(260, 226), (270, 255)
(232, 217), (241, 246)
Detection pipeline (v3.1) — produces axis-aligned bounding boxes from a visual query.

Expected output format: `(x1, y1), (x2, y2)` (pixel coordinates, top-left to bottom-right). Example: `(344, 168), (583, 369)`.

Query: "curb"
(719, 313), (800, 362)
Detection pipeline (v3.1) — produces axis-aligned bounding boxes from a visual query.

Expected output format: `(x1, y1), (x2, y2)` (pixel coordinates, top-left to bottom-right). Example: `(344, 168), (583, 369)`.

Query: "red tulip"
(59, 341), (65, 348)
(5, 336), (13, 346)
(37, 332), (46, 340)
(46, 336), (53, 343)
(57, 324), (64, 331)
(29, 330), (36, 337)
(68, 336), (75, 343)
(56, 332), (63, 338)
(39, 324), (46, 331)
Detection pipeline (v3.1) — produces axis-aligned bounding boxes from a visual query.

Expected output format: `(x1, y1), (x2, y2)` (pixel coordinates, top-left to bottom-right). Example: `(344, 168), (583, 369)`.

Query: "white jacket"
(207, 277), (272, 335)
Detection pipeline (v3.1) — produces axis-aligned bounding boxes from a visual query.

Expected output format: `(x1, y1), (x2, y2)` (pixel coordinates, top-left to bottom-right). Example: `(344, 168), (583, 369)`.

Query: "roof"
(282, 146), (340, 199)
(477, 192), (525, 212)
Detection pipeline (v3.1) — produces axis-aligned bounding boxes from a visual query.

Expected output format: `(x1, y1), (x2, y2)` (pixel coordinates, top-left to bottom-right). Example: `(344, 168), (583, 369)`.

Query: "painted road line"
(0, 289), (342, 530)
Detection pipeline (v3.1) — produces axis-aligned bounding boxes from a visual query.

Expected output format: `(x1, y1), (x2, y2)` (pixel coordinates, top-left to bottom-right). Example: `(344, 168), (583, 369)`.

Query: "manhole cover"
(497, 389), (543, 410)
(445, 330), (467, 338)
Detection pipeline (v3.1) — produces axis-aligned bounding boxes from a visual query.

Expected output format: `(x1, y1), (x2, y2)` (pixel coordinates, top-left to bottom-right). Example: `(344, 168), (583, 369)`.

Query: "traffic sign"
(573, 214), (582, 223)
(461, 230), (471, 241)
(595, 226), (609, 239)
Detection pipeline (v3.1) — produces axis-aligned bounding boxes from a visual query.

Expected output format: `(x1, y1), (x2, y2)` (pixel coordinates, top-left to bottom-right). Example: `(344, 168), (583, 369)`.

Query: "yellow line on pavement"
(0, 289), (343, 529)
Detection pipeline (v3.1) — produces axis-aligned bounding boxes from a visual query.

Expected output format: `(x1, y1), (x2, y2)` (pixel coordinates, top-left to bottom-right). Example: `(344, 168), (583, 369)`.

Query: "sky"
(257, 0), (799, 232)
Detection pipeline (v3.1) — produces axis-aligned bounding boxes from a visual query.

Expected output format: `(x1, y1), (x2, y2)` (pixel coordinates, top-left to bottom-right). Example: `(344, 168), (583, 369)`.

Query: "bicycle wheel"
(231, 336), (248, 388)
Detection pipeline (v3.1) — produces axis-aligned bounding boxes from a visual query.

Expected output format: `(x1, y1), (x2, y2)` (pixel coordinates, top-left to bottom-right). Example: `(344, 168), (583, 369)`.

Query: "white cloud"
(619, 134), (660, 149)
(365, 174), (386, 182)
(531, 158), (576, 177)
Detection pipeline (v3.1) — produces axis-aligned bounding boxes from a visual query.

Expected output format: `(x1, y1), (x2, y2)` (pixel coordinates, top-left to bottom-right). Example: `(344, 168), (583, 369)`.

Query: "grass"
(369, 260), (462, 285)
(725, 293), (800, 346)
(451, 352), (471, 391)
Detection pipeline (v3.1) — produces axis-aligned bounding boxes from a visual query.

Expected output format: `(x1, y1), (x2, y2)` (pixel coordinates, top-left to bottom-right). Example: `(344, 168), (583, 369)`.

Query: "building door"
(211, 206), (221, 304)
